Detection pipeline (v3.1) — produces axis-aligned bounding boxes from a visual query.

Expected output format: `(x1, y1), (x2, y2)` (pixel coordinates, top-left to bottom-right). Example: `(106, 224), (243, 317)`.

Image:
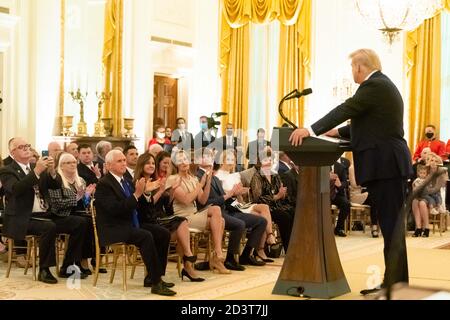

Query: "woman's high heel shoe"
(254, 250), (274, 263)
(412, 228), (423, 237)
(181, 268), (205, 282)
(210, 253), (231, 274)
(181, 255), (205, 282)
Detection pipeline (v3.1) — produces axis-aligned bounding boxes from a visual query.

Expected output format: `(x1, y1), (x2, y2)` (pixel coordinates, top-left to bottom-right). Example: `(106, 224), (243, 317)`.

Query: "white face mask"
(156, 132), (166, 139)
(178, 124), (186, 130)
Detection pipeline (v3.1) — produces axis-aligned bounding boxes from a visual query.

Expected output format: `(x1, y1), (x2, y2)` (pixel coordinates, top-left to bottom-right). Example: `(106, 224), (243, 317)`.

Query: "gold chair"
(331, 205), (340, 228)
(190, 228), (212, 268)
(167, 240), (183, 278)
(90, 199), (144, 291)
(348, 204), (371, 234)
(429, 188), (449, 236)
(5, 235), (39, 280)
(55, 233), (70, 275)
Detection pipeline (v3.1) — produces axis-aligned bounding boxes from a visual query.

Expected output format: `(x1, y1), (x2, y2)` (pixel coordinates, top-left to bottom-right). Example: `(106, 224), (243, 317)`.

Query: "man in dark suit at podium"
(290, 49), (413, 292)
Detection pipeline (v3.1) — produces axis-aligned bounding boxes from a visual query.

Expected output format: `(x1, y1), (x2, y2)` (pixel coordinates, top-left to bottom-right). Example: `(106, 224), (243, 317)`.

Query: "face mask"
(226, 130), (233, 136)
(200, 123), (208, 131)
(425, 132), (434, 139)
(178, 124), (186, 130)
(156, 132), (166, 139)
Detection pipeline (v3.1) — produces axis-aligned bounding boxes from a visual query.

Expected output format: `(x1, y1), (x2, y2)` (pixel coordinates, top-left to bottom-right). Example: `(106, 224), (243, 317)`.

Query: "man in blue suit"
(290, 49), (413, 292)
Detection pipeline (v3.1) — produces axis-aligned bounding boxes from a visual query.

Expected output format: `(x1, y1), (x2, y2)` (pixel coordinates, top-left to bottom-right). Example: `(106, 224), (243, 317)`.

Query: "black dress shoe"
(38, 268), (58, 284)
(59, 266), (88, 279)
(162, 280), (175, 288)
(334, 229), (347, 237)
(224, 260), (246, 271)
(144, 277), (175, 288)
(239, 255), (266, 266)
(91, 264), (107, 273)
(151, 281), (177, 296)
(80, 267), (92, 276)
(75, 263), (92, 275)
(360, 287), (381, 295)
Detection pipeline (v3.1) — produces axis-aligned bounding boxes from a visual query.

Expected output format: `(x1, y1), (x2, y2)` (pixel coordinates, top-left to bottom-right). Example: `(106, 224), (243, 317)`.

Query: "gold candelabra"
(94, 92), (110, 137)
(69, 89), (88, 136)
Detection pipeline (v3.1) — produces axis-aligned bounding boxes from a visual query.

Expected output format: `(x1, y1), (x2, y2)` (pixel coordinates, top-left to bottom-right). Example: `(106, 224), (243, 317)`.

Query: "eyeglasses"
(14, 144), (31, 151)
(62, 161), (77, 165)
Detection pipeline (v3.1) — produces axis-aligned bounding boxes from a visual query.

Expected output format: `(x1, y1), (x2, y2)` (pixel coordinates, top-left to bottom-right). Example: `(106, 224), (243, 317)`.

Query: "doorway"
(153, 75), (177, 131)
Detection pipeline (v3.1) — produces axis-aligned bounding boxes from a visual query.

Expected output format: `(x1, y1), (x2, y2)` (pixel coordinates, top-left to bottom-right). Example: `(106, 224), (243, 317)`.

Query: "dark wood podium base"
(272, 166), (351, 299)
(273, 278), (350, 299)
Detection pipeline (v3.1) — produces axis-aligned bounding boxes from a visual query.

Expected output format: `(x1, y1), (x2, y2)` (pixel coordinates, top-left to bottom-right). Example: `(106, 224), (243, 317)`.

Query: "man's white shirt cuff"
(307, 127), (316, 137)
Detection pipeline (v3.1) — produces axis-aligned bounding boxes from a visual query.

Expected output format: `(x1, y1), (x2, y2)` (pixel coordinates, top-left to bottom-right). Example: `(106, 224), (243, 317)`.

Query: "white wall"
(32, 0), (61, 152)
(0, 0), (33, 156)
(309, 0), (406, 137)
(123, 0), (220, 151)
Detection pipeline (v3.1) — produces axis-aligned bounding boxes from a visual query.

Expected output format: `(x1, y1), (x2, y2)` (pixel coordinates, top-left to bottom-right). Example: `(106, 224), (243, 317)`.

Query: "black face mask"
(425, 132), (434, 139)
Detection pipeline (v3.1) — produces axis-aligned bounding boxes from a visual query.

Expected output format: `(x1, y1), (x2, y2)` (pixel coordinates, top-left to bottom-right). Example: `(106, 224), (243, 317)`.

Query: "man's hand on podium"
(289, 128), (310, 146)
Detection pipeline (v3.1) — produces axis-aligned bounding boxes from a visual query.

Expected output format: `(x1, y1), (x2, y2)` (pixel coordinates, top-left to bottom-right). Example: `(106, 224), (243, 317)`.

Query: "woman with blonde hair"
(47, 152), (95, 277)
(215, 149), (276, 262)
(411, 152), (448, 237)
(169, 150), (230, 274)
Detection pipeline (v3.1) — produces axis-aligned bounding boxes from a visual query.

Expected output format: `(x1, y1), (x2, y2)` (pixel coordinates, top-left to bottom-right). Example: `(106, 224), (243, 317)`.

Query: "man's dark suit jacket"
(246, 139), (271, 166)
(94, 173), (140, 246)
(311, 71), (413, 186)
(0, 161), (61, 240)
(123, 169), (133, 184)
(194, 131), (216, 150)
(2, 156), (13, 166)
(196, 169), (228, 210)
(171, 129), (194, 150)
(215, 136), (241, 151)
(278, 161), (291, 175)
(333, 160), (349, 198)
(77, 162), (100, 186)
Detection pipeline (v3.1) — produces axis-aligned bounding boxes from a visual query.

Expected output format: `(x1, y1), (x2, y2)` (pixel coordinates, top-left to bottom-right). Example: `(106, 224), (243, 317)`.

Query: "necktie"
(120, 179), (140, 228)
(25, 166), (31, 174)
(90, 166), (95, 172)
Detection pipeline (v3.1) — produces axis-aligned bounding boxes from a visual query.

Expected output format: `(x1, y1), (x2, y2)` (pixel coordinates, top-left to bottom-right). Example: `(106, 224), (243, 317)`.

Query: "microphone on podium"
(285, 88), (313, 101)
(279, 88), (313, 128)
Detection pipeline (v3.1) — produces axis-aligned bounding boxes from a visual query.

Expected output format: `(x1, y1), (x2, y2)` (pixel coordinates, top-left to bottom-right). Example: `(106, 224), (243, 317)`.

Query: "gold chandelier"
(355, 0), (444, 45)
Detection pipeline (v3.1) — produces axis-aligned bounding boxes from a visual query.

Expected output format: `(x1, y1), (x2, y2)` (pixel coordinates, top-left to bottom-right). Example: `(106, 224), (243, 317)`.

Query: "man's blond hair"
(349, 49), (382, 72)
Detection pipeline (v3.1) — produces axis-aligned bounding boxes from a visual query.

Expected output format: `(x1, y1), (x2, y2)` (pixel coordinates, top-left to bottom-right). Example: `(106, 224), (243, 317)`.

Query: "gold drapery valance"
(103, 0), (123, 137)
(222, 0), (302, 27)
(406, 14), (442, 152)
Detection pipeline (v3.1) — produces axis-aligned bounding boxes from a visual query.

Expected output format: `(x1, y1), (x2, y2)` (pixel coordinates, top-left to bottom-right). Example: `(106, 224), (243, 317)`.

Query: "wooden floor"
(1, 229), (450, 300)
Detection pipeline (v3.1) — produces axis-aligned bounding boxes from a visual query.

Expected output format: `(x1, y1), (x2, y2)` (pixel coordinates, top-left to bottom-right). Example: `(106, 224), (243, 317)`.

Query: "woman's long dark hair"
(133, 153), (157, 185)
(155, 151), (172, 177)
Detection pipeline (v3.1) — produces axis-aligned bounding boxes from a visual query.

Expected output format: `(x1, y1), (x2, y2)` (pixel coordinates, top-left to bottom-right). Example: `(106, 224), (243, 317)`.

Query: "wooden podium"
(271, 127), (352, 299)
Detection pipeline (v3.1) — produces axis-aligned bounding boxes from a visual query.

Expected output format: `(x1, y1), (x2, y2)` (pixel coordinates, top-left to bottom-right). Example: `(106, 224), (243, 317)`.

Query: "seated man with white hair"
(148, 143), (164, 158)
(94, 150), (176, 296)
(95, 140), (112, 173)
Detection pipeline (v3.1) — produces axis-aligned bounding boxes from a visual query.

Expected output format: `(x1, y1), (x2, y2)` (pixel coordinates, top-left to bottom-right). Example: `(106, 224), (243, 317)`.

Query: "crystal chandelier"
(355, 0), (444, 45)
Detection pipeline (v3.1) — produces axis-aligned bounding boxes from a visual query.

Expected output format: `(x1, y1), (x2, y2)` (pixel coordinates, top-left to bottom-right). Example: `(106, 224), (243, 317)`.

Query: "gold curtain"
(278, 0), (310, 127)
(103, 0), (123, 137)
(220, 0), (309, 136)
(223, 25), (250, 137)
(446, 0), (450, 11)
(406, 15), (441, 151)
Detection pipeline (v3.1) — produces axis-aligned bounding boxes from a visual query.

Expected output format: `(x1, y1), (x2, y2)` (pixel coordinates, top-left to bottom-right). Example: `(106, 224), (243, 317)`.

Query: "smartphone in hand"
(41, 150), (49, 157)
